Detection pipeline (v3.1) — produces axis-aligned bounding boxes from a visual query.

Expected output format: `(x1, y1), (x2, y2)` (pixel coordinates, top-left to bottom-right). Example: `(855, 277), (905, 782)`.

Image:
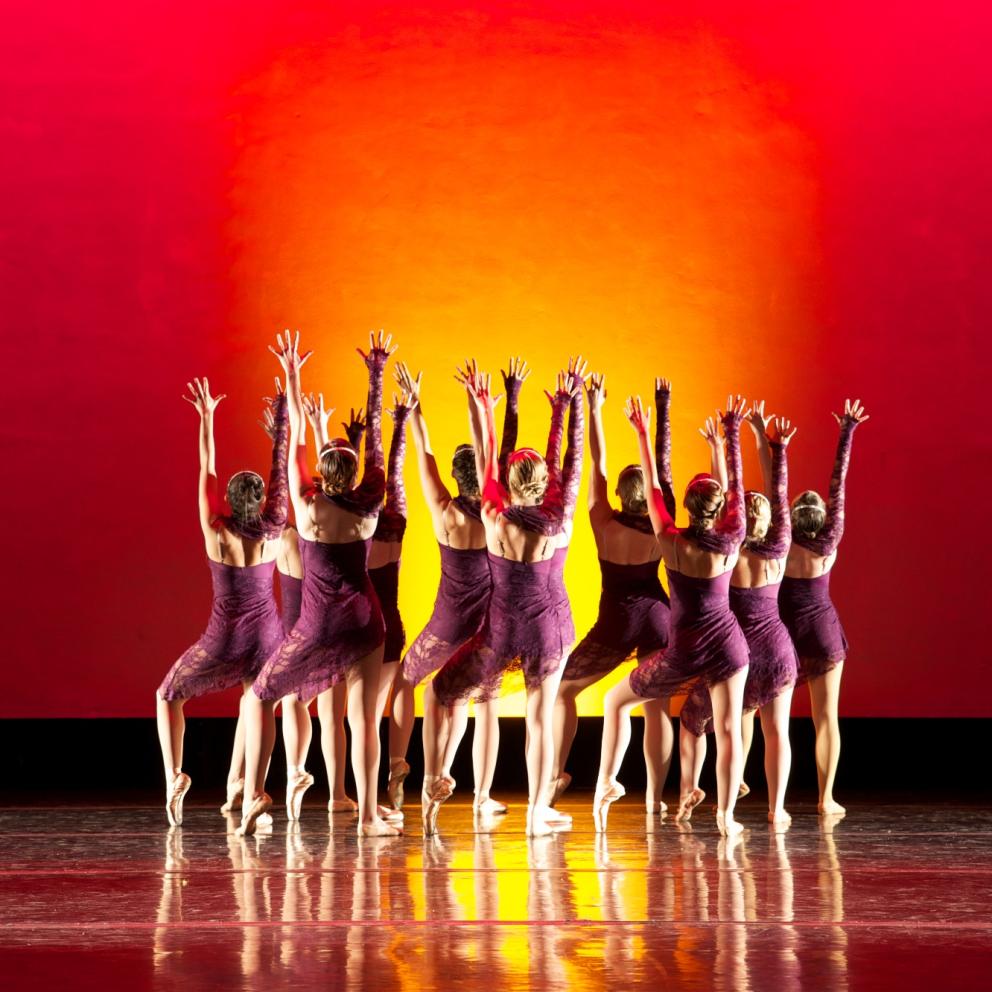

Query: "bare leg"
(524, 665), (566, 836)
(227, 689), (247, 787)
(708, 666), (749, 837)
(739, 709), (755, 796)
(760, 687), (794, 825)
(387, 669), (416, 808)
(642, 696), (673, 813)
(318, 683), (352, 806)
(809, 663), (845, 815)
(550, 673), (601, 804)
(345, 646), (398, 836)
(676, 722), (706, 821)
(283, 696), (314, 821)
(238, 690), (277, 835)
(156, 693), (191, 826)
(421, 680), (455, 835)
(593, 677), (649, 831)
(473, 698), (504, 812)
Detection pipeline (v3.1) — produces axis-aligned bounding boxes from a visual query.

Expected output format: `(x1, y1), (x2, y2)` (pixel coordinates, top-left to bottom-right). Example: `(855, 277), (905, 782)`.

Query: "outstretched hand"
(357, 329), (397, 370)
(655, 376), (672, 400)
(341, 407), (366, 437)
(455, 359), (503, 410)
(586, 372), (607, 411)
(767, 416), (797, 445)
(394, 362), (423, 405)
(268, 330), (312, 377)
(624, 395), (652, 435)
(698, 415), (721, 447)
(719, 394), (748, 432)
(746, 399), (773, 436)
(257, 378), (284, 438)
(387, 390), (418, 420)
(833, 398), (870, 427)
(565, 354), (590, 394)
(301, 391), (334, 438)
(183, 377), (226, 416)
(501, 355), (531, 393)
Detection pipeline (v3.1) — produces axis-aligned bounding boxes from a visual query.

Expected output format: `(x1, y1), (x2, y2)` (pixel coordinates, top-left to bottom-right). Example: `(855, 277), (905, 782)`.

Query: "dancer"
(593, 393), (749, 837)
(156, 376), (288, 826)
(780, 399), (869, 815)
(679, 411), (799, 826)
(391, 359), (529, 815)
(551, 374), (674, 814)
(423, 360), (585, 837)
(240, 330), (399, 837)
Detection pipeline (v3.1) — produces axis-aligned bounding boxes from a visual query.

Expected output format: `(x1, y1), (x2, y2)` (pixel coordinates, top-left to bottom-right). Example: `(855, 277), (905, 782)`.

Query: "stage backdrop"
(2, 1), (989, 717)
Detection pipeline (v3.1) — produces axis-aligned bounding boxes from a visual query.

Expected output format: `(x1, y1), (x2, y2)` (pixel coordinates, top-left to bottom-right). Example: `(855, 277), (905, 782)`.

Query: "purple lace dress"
(252, 359), (388, 701)
(279, 571), (302, 634)
(628, 415), (749, 700)
(368, 407), (411, 662)
(780, 420), (859, 684)
(431, 393), (583, 706)
(564, 382), (673, 680)
(400, 377), (524, 686)
(680, 440), (798, 735)
(158, 396), (289, 701)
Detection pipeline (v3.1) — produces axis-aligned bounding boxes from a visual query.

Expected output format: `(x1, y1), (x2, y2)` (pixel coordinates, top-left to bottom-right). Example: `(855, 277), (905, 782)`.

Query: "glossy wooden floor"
(1, 795), (990, 990)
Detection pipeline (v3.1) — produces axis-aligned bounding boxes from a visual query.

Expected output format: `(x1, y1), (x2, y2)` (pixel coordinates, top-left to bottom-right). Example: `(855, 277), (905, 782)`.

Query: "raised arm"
(544, 372), (571, 484)
(341, 407), (366, 453)
(654, 377), (677, 518)
(356, 329), (394, 476)
(258, 387), (289, 535)
(560, 355), (588, 521)
(375, 392), (414, 540)
(586, 372), (611, 522)
(395, 362), (452, 510)
(699, 415), (729, 492)
(797, 399), (869, 555)
(625, 396), (678, 541)
(301, 391), (333, 450)
(499, 356), (529, 485)
(714, 395), (748, 547)
(466, 372), (505, 513)
(182, 377), (226, 539)
(746, 400), (775, 498)
(750, 417), (796, 558)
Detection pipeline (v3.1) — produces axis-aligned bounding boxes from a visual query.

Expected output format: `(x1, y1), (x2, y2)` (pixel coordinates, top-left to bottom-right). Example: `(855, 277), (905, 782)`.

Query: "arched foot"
(676, 788), (705, 822)
(738, 781), (750, 799)
(286, 771), (314, 822)
(593, 780), (626, 833)
(387, 759), (411, 811)
(546, 772), (572, 808)
(166, 773), (192, 827)
(220, 777), (243, 815)
(328, 797), (358, 813)
(716, 809), (744, 838)
(422, 776), (454, 837)
(235, 793), (273, 837)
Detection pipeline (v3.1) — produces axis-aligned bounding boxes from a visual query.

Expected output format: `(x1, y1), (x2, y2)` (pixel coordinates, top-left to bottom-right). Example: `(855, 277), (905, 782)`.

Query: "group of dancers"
(157, 330), (868, 839)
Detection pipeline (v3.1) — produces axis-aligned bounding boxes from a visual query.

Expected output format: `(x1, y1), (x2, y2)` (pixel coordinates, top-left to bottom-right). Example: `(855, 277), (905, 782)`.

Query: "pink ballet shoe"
(593, 780), (626, 833)
(547, 772), (572, 808)
(377, 804), (404, 823)
(286, 771), (314, 822)
(768, 810), (792, 830)
(716, 809), (744, 838)
(256, 812), (274, 831)
(236, 793), (273, 837)
(387, 759), (411, 811)
(220, 778), (244, 815)
(359, 818), (403, 838)
(738, 781), (751, 799)
(421, 776), (454, 837)
(817, 799), (846, 816)
(166, 773), (191, 827)
(526, 806), (555, 837)
(328, 797), (359, 813)
(473, 796), (508, 816)
(676, 788), (706, 822)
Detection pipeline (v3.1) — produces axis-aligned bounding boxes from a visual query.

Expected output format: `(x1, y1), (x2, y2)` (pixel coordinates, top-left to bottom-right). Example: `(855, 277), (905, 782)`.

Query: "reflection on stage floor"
(1, 796), (990, 990)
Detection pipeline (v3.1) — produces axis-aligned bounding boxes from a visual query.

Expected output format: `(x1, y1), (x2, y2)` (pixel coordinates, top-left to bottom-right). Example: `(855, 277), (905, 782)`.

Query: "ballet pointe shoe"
(358, 816), (403, 838)
(593, 780), (626, 833)
(166, 773), (191, 827)
(676, 788), (705, 822)
(328, 796), (359, 813)
(256, 812), (274, 831)
(377, 804), (404, 823)
(646, 798), (669, 816)
(716, 809), (744, 838)
(220, 777), (244, 815)
(526, 805), (555, 837)
(387, 759), (411, 811)
(473, 795), (508, 816)
(546, 772), (572, 808)
(286, 771), (314, 822)
(818, 798), (846, 816)
(421, 776), (454, 837)
(768, 809), (792, 830)
(236, 793), (273, 837)
(738, 781), (750, 799)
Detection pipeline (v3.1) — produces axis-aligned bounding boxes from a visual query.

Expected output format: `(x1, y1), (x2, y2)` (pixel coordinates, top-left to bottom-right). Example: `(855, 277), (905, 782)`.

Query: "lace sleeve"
(795, 419), (858, 556)
(498, 377), (521, 486)
(345, 418), (366, 453)
(654, 383), (676, 519)
(374, 406), (410, 542)
(560, 391), (585, 522)
(747, 440), (790, 559)
(258, 393), (289, 537)
(342, 357), (386, 516)
(545, 394), (568, 484)
(691, 414), (745, 555)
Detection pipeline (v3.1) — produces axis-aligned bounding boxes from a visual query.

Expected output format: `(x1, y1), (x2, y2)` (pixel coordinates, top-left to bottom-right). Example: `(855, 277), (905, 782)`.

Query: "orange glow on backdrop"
(223, 13), (819, 715)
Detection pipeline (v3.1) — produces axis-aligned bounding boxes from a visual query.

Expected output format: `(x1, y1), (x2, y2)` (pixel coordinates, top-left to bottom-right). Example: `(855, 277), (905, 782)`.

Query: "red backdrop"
(2, 1), (989, 717)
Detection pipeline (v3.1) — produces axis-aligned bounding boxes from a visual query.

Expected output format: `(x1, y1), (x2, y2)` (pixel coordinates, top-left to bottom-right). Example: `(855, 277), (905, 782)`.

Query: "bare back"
(660, 532), (740, 579)
(430, 499), (487, 551)
(278, 526), (303, 578)
(484, 508), (557, 563)
(203, 522), (280, 568)
(733, 547), (786, 589)
(785, 544), (837, 580)
(592, 516), (662, 566)
(301, 493), (378, 545)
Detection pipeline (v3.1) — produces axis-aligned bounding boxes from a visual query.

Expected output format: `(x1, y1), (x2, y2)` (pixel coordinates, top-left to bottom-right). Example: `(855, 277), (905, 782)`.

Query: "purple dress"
(252, 357), (388, 701)
(158, 396), (289, 701)
(564, 382), (674, 680)
(780, 419), (859, 684)
(680, 439), (798, 735)
(628, 414), (749, 699)
(400, 376), (525, 685)
(431, 391), (584, 706)
(279, 571), (302, 634)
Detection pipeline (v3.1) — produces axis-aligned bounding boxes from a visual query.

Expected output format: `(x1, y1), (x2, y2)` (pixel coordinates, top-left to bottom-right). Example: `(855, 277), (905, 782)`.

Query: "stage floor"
(1, 796), (989, 990)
